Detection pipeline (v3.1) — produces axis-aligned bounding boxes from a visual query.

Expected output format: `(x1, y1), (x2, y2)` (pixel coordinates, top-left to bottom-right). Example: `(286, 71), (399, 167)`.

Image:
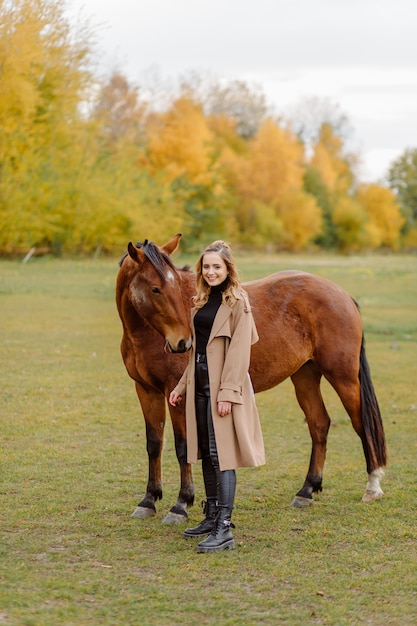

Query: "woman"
(169, 240), (265, 553)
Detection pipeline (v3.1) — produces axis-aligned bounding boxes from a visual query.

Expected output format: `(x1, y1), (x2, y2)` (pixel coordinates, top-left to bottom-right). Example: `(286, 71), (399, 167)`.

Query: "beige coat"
(173, 293), (265, 471)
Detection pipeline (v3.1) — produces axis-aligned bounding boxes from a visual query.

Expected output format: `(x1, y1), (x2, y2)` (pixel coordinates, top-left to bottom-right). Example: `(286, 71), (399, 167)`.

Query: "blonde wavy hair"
(193, 240), (246, 309)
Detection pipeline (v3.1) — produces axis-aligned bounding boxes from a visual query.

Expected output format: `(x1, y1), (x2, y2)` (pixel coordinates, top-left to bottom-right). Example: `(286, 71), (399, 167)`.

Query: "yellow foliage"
(0, 3), (411, 254)
(232, 118), (305, 206)
(0, 0), (88, 128)
(355, 183), (405, 250)
(310, 123), (353, 195)
(146, 97), (214, 185)
(403, 227), (417, 249)
(279, 190), (323, 250)
(0, 10), (38, 128)
(207, 113), (247, 156)
(310, 143), (339, 191)
(0, 0), (98, 253)
(234, 201), (284, 247)
(333, 196), (367, 251)
(125, 173), (185, 243)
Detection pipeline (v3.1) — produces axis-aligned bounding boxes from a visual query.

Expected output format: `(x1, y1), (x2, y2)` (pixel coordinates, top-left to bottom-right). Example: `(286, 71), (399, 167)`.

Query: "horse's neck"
(179, 270), (196, 308)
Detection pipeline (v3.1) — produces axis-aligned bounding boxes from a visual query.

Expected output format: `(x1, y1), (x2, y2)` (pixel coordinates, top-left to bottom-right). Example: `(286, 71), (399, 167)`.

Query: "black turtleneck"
(194, 278), (228, 355)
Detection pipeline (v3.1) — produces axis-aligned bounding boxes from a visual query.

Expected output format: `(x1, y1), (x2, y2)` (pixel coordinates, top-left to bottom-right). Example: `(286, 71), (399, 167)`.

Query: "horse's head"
(121, 234), (193, 353)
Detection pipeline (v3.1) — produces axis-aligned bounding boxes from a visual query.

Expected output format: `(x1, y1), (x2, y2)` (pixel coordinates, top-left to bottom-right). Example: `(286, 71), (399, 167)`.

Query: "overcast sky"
(69, 0), (417, 183)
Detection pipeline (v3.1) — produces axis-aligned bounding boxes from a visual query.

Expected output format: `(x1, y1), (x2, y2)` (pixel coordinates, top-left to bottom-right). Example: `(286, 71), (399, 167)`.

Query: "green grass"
(1, 252), (417, 625)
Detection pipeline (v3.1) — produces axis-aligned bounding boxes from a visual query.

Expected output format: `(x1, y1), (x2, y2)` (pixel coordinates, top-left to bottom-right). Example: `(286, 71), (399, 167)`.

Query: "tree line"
(1, 0), (416, 256)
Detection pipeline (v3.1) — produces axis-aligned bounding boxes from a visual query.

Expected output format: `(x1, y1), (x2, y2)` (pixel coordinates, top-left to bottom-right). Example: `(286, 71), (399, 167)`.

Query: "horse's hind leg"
(324, 367), (385, 503)
(290, 362), (330, 507)
(131, 383), (166, 519)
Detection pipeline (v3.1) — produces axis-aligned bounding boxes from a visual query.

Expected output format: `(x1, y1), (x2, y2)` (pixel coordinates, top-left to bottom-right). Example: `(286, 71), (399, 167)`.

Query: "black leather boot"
(197, 507), (235, 552)
(197, 469), (236, 553)
(183, 499), (217, 539)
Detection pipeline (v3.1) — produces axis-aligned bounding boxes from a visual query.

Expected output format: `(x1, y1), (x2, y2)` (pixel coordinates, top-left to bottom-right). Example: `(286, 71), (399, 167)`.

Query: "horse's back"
(245, 270), (362, 393)
(245, 270), (359, 321)
(244, 269), (306, 288)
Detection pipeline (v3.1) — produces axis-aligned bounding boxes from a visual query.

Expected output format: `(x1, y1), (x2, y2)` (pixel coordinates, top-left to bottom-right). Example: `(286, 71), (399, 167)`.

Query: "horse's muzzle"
(168, 338), (192, 353)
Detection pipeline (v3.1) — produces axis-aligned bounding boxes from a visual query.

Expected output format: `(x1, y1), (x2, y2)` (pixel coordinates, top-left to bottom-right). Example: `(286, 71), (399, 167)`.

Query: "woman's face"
(201, 252), (228, 287)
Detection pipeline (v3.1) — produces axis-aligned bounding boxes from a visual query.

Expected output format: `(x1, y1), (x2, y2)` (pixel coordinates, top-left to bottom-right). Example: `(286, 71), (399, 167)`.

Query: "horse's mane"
(119, 240), (191, 279)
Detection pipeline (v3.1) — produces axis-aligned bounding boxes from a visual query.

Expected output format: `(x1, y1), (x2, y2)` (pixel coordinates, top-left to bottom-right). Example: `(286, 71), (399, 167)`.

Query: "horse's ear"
(127, 242), (144, 264)
(161, 233), (182, 257)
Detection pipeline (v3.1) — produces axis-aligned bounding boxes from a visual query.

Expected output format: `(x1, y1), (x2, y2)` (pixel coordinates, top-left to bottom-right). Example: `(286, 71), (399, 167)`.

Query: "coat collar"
(208, 302), (232, 343)
(191, 300), (234, 346)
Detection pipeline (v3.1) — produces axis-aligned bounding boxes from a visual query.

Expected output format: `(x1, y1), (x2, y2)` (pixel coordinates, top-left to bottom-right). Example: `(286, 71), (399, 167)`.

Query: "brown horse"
(116, 234), (387, 523)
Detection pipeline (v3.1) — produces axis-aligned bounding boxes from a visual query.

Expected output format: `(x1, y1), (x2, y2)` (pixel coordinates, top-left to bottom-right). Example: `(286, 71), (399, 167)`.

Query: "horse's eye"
(151, 287), (161, 294)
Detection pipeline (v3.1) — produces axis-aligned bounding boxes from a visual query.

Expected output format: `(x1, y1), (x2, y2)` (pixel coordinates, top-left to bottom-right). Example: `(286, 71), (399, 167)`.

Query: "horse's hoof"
(131, 506), (156, 519)
(361, 489), (384, 503)
(162, 511), (188, 524)
(291, 495), (313, 508)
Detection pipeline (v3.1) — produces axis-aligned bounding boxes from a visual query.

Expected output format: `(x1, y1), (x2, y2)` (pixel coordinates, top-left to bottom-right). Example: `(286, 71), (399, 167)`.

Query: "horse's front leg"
(162, 404), (194, 524)
(131, 383), (165, 519)
(290, 365), (330, 507)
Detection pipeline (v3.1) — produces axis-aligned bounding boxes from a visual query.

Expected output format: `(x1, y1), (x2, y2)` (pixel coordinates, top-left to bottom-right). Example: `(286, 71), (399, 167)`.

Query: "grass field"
(1, 251), (417, 625)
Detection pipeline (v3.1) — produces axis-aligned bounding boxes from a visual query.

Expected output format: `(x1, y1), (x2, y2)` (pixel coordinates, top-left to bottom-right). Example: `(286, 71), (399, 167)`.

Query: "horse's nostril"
(173, 339), (191, 353)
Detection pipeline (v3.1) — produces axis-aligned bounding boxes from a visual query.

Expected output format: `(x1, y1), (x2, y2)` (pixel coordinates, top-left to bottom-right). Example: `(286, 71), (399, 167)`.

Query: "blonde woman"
(169, 241), (265, 553)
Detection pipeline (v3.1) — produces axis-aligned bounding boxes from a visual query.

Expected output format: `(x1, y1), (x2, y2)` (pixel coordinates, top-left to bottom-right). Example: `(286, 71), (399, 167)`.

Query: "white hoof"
(361, 488), (384, 503)
(131, 506), (156, 519)
(361, 468), (385, 502)
(291, 495), (313, 508)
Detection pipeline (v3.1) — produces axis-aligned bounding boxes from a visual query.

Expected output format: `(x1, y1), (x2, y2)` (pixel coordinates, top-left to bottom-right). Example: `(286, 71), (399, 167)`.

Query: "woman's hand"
(169, 391), (182, 407)
(217, 401), (232, 417)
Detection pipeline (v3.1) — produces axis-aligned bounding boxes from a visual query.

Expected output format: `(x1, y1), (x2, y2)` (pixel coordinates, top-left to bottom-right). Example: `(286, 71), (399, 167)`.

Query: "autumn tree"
(287, 97), (353, 149)
(178, 73), (270, 140)
(200, 78), (269, 139)
(305, 123), (359, 249)
(355, 184), (404, 250)
(226, 118), (322, 248)
(303, 165), (337, 247)
(332, 196), (367, 252)
(279, 190), (323, 251)
(145, 96), (213, 183)
(387, 148), (417, 246)
(0, 0), (95, 253)
(92, 71), (147, 148)
(233, 119), (304, 200)
(1, 5), (410, 259)
(310, 123), (354, 196)
(144, 96), (230, 248)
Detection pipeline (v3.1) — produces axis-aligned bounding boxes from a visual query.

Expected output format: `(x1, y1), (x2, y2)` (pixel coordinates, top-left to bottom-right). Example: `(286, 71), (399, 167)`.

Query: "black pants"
(195, 360), (236, 508)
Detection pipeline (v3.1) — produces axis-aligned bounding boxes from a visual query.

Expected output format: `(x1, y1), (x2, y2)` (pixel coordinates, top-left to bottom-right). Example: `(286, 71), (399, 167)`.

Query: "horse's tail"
(359, 334), (387, 471)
